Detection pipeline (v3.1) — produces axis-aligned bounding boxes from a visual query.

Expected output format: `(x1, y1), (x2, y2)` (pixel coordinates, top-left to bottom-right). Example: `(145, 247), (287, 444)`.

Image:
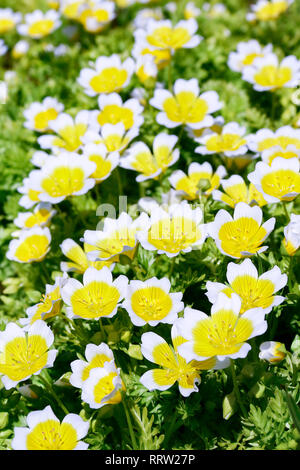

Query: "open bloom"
(0, 321), (57, 389)
(12, 40), (30, 59)
(283, 213), (300, 255)
(248, 157), (300, 203)
(140, 325), (225, 397)
(150, 79), (222, 129)
(23, 98), (64, 133)
(259, 341), (286, 363)
(60, 0), (85, 19)
(81, 362), (123, 409)
(208, 202), (275, 259)
(70, 342), (114, 388)
(82, 143), (119, 183)
(78, 54), (135, 97)
(82, 123), (139, 155)
(195, 122), (249, 157)
(79, 1), (115, 33)
(212, 175), (267, 208)
(242, 53), (300, 91)
(0, 8), (21, 34)
(134, 18), (202, 54)
(28, 153), (96, 204)
(14, 203), (56, 229)
(228, 40), (273, 73)
(261, 144), (300, 165)
(137, 202), (207, 258)
(18, 175), (42, 209)
(60, 238), (114, 273)
(247, 126), (300, 153)
(247, 0), (293, 21)
(61, 266), (128, 320)
(177, 293), (267, 363)
(120, 133), (179, 181)
(132, 38), (171, 70)
(135, 54), (158, 84)
(206, 259), (287, 314)
(38, 111), (91, 153)
(90, 93), (144, 131)
(11, 406), (89, 450)
(169, 162), (226, 200)
(7, 227), (51, 263)
(83, 212), (149, 263)
(122, 277), (183, 326)
(184, 2), (202, 19)
(22, 275), (68, 327)
(17, 10), (61, 38)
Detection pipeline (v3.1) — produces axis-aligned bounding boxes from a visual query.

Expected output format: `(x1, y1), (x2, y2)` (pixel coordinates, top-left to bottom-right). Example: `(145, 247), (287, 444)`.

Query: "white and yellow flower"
(82, 143), (119, 183)
(17, 10), (61, 39)
(195, 122), (249, 157)
(208, 202), (275, 259)
(169, 162), (226, 200)
(18, 174), (42, 209)
(228, 40), (273, 73)
(140, 325), (225, 397)
(83, 212), (149, 262)
(23, 97), (64, 133)
(11, 405), (89, 450)
(246, 0), (293, 22)
(60, 238), (114, 273)
(184, 2), (202, 19)
(132, 38), (171, 70)
(242, 53), (300, 91)
(259, 341), (286, 363)
(120, 133), (179, 182)
(7, 227), (51, 263)
(206, 258), (287, 314)
(30, 150), (50, 168)
(283, 213), (300, 255)
(187, 115), (224, 140)
(82, 122), (139, 155)
(212, 175), (267, 208)
(0, 8), (22, 34)
(60, 0), (85, 20)
(150, 79), (222, 129)
(135, 54), (158, 84)
(14, 203), (56, 230)
(247, 126), (300, 152)
(29, 153), (96, 204)
(81, 362), (123, 409)
(248, 157), (300, 203)
(90, 93), (144, 131)
(122, 277), (183, 326)
(261, 144), (300, 165)
(70, 342), (114, 388)
(79, 1), (115, 33)
(21, 274), (69, 327)
(0, 320), (57, 389)
(133, 7), (163, 28)
(78, 54), (135, 97)
(38, 111), (92, 153)
(137, 202), (207, 258)
(12, 40), (30, 59)
(177, 293), (267, 362)
(135, 19), (202, 54)
(61, 266), (128, 320)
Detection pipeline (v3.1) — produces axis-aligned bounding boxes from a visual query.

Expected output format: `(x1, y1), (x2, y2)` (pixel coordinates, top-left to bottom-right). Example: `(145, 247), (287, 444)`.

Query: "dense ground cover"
(0, 0), (299, 451)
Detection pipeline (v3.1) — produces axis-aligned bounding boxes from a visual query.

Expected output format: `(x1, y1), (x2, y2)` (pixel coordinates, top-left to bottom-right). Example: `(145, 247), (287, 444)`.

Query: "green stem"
(116, 167), (123, 197)
(99, 318), (106, 339)
(167, 58), (173, 91)
(39, 374), (69, 415)
(283, 202), (290, 223)
(257, 253), (263, 276)
(169, 256), (176, 277)
(163, 412), (178, 449)
(230, 360), (247, 419)
(122, 393), (138, 450)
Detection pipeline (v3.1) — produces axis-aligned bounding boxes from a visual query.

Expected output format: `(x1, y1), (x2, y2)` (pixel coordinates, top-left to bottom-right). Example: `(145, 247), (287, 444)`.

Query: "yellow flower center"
(81, 354), (112, 381)
(147, 26), (191, 50)
(93, 372), (118, 403)
(148, 216), (201, 253)
(41, 166), (85, 198)
(70, 281), (121, 319)
(257, 1), (288, 20)
(218, 217), (267, 258)
(242, 52), (264, 66)
(52, 123), (87, 151)
(88, 154), (112, 181)
(28, 19), (55, 37)
(254, 65), (292, 88)
(228, 275), (275, 313)
(261, 169), (300, 201)
(24, 208), (52, 228)
(26, 420), (78, 450)
(91, 228), (137, 261)
(131, 287), (172, 322)
(0, 335), (49, 381)
(34, 108), (58, 131)
(14, 234), (49, 262)
(90, 67), (128, 94)
(163, 91), (208, 124)
(97, 105), (134, 129)
(0, 18), (15, 33)
(206, 134), (246, 153)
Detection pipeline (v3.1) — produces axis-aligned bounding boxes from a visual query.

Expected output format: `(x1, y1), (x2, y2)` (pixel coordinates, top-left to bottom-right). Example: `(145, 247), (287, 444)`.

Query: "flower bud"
(259, 341), (286, 364)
